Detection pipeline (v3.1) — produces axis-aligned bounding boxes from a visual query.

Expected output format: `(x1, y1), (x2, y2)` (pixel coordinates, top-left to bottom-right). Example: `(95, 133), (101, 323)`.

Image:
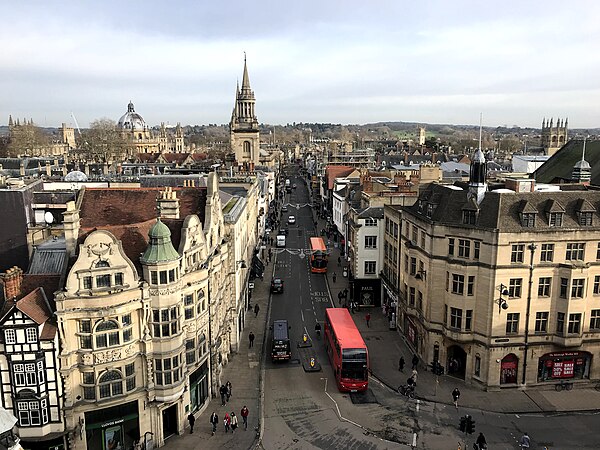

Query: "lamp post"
(496, 284), (510, 313)
(522, 243), (536, 385)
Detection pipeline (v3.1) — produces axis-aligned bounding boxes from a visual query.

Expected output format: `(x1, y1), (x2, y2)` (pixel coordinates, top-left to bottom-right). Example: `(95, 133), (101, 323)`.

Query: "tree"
(76, 118), (132, 162)
(3, 121), (50, 157)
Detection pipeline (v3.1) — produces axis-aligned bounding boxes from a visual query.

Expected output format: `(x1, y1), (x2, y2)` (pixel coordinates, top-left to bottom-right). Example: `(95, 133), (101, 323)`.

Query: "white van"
(276, 234), (286, 247)
(285, 179), (291, 187)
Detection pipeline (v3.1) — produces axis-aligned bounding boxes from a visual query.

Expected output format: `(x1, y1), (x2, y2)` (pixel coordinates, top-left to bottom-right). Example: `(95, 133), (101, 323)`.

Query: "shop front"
(352, 278), (381, 307)
(189, 362), (209, 413)
(537, 351), (591, 382)
(404, 316), (419, 353)
(85, 401), (139, 450)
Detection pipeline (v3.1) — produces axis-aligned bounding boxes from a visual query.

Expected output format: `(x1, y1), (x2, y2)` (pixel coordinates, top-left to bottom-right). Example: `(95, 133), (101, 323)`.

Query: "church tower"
(541, 117), (568, 156)
(230, 56), (260, 167)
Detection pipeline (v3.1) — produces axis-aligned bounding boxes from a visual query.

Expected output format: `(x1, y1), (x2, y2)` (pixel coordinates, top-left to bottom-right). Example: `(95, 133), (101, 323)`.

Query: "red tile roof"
(16, 287), (52, 325)
(136, 153), (161, 163)
(162, 153), (191, 165)
(39, 321), (58, 340)
(326, 165), (356, 190)
(190, 153), (208, 162)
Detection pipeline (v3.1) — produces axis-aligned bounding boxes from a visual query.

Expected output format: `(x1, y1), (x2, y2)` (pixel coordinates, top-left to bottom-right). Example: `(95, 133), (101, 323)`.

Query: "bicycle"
(397, 384), (416, 399)
(555, 380), (573, 391)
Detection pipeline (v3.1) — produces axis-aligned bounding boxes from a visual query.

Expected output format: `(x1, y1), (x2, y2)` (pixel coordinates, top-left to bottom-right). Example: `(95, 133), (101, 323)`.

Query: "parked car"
(288, 215), (296, 225)
(278, 227), (289, 236)
(282, 205), (288, 212)
(270, 277), (284, 293)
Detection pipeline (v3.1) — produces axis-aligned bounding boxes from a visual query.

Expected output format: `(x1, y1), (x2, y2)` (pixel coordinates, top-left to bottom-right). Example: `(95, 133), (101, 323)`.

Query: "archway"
(447, 345), (467, 379)
(500, 353), (518, 384)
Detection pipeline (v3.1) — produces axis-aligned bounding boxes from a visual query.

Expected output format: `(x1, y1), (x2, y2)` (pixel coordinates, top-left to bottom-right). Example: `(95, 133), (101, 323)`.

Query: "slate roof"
(28, 237), (67, 275)
(534, 139), (600, 185)
(357, 206), (384, 219)
(407, 183), (600, 232)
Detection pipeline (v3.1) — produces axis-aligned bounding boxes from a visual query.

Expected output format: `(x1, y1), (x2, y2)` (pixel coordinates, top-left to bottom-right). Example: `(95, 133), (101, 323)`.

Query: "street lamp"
(415, 269), (427, 281)
(496, 284), (509, 313)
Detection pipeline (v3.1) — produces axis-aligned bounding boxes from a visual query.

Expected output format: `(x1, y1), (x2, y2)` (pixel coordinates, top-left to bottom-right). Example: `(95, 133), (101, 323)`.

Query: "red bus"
(310, 237), (328, 273)
(324, 308), (369, 392)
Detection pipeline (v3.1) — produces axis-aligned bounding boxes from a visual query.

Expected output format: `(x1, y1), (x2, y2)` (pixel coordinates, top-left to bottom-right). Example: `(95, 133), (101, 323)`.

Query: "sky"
(1, 1), (599, 129)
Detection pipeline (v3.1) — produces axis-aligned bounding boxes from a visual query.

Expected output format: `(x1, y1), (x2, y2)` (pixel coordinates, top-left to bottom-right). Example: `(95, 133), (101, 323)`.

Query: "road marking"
(301, 310), (304, 322)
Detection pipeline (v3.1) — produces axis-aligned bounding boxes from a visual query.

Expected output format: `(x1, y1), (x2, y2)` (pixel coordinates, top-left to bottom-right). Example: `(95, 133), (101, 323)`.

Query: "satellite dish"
(44, 211), (55, 225)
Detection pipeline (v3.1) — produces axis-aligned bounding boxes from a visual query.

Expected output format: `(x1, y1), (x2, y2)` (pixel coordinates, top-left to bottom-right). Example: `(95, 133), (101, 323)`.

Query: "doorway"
(162, 405), (178, 439)
(447, 345), (467, 379)
(500, 353), (519, 384)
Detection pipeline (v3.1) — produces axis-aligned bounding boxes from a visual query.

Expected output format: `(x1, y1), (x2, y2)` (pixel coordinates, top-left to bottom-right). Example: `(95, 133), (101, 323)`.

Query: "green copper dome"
(141, 219), (180, 264)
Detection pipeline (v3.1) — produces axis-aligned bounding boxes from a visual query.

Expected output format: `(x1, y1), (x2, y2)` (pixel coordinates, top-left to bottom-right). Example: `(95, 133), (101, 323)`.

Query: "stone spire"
(468, 114), (487, 205)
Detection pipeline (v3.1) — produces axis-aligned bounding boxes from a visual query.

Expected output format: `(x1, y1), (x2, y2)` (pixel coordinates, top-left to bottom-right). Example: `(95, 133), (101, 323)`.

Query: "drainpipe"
(522, 243), (537, 385)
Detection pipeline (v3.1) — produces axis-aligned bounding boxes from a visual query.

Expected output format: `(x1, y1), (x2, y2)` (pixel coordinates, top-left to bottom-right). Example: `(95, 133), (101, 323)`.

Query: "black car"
(281, 205), (288, 212)
(270, 278), (284, 293)
(278, 228), (289, 236)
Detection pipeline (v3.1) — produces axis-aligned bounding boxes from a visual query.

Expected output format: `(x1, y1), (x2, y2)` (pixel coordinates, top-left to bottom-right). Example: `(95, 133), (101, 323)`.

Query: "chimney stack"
(157, 187), (180, 219)
(3, 266), (24, 300)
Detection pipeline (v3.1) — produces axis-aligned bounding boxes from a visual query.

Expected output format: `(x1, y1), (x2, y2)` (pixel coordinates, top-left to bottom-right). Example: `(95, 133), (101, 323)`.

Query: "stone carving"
(94, 349), (122, 364)
(81, 353), (93, 365)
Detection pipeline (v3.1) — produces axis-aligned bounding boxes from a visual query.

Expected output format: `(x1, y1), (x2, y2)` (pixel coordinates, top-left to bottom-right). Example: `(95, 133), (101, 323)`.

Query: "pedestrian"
(452, 387), (460, 409)
(412, 354), (419, 370)
(241, 405), (249, 430)
(343, 288), (348, 299)
(338, 291), (343, 304)
(519, 432), (530, 449)
(230, 412), (238, 433)
(398, 356), (405, 372)
(254, 303), (260, 317)
(219, 384), (227, 406)
(249, 331), (255, 348)
(210, 412), (218, 436)
(338, 256), (341, 266)
(224, 412), (231, 433)
(225, 381), (232, 402)
(187, 413), (196, 433)
(475, 432), (487, 450)
(411, 369), (418, 384)
(332, 272), (337, 283)
(365, 313), (371, 327)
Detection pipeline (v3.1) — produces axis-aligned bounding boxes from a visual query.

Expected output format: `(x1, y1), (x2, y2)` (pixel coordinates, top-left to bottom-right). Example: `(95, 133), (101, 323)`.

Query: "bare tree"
(76, 118), (132, 162)
(3, 121), (50, 157)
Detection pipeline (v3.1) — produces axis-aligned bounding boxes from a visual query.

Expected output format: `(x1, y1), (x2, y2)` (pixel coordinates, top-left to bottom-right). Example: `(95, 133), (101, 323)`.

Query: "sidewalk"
(163, 261), (272, 450)
(313, 203), (600, 415)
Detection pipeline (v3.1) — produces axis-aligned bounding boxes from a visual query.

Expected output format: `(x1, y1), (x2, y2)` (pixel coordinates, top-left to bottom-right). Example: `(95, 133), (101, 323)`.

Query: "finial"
(582, 135), (587, 163)
(244, 51), (246, 63)
(478, 113), (483, 151)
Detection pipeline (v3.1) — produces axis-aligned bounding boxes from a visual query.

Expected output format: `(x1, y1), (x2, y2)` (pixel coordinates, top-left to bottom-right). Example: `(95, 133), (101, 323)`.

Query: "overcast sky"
(1, 1), (599, 129)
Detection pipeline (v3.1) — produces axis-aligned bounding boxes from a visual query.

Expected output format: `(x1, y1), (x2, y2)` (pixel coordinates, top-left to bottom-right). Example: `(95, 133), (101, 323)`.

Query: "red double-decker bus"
(324, 308), (369, 392)
(310, 237), (328, 273)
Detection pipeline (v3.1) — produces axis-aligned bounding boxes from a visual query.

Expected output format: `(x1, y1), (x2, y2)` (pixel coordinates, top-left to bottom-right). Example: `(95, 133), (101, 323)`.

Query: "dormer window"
(417, 200), (424, 213)
(463, 210), (477, 225)
(520, 213), (536, 227)
(549, 212), (563, 227)
(95, 260), (110, 268)
(426, 203), (434, 218)
(578, 211), (593, 226)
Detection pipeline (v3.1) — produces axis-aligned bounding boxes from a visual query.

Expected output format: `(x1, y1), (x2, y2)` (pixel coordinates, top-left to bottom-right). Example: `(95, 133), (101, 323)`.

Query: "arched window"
(98, 370), (123, 398)
(95, 260), (110, 268)
(95, 320), (120, 348)
(243, 141), (251, 155)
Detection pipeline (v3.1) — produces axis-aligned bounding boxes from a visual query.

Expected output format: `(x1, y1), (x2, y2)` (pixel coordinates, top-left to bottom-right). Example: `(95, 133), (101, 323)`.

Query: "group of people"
(207, 406), (250, 435)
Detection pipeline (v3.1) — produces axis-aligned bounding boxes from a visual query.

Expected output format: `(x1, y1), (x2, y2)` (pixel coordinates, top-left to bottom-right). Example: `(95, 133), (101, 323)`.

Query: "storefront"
(352, 278), (381, 307)
(404, 316), (419, 353)
(500, 353), (519, 384)
(537, 351), (591, 382)
(189, 362), (209, 413)
(85, 401), (139, 450)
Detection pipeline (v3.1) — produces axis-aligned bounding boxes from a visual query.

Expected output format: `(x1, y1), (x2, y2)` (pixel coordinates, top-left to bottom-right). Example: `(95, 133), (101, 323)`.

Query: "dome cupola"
(141, 219), (180, 264)
(117, 101), (147, 131)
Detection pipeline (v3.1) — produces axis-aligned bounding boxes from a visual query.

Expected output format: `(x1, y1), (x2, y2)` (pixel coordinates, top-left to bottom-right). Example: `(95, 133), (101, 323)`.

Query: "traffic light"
(466, 415), (476, 434)
(459, 416), (466, 432)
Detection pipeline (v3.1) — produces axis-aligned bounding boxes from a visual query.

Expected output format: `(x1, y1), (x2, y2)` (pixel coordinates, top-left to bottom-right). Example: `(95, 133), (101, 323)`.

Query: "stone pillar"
(63, 200), (81, 258)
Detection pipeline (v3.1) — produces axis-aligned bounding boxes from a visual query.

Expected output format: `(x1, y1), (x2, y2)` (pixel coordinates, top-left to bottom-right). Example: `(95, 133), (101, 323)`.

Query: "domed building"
(117, 101), (185, 154)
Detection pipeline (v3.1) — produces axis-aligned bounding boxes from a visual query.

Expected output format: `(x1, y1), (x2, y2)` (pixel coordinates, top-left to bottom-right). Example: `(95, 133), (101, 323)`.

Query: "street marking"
(301, 310), (304, 322)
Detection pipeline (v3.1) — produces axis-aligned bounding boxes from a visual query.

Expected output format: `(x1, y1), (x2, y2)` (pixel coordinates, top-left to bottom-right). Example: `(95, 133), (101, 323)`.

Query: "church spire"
(242, 52), (251, 90)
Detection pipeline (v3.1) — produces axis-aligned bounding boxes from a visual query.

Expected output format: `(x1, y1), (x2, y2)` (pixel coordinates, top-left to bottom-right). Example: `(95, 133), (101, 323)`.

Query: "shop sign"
(101, 418), (124, 429)
(547, 351), (584, 358)
(552, 360), (575, 378)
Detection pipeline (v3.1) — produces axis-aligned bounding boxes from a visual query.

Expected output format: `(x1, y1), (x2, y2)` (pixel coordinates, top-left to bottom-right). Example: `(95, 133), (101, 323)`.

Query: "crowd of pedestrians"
(201, 380), (253, 436)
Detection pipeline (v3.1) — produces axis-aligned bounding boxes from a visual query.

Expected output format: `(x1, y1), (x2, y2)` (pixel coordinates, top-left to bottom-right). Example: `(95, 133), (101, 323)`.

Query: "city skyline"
(1, 1), (599, 129)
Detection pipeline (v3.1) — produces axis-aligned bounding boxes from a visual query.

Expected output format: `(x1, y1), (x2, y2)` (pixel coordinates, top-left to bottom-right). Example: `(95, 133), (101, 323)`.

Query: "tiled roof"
(162, 153), (191, 165)
(16, 287), (52, 325)
(21, 274), (61, 311)
(325, 166), (355, 190)
(191, 153), (208, 162)
(136, 153), (161, 163)
(39, 321), (58, 340)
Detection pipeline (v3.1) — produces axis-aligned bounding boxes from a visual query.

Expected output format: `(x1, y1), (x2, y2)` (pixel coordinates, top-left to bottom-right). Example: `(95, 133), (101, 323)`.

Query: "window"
(506, 313), (520, 334)
(83, 276), (92, 289)
(520, 213), (536, 227)
(186, 339), (196, 364)
(152, 307), (180, 337)
(566, 243), (585, 261)
(446, 271), (450, 292)
(463, 210), (477, 225)
(559, 278), (569, 299)
(538, 277), (551, 297)
(403, 254), (408, 273)
(125, 363), (136, 392)
(556, 312), (565, 334)
(365, 218), (377, 227)
(364, 236), (377, 249)
(409, 287), (415, 306)
(26, 328), (37, 343)
(13, 363), (38, 387)
(184, 294), (194, 320)
(597, 243), (600, 260)
(168, 268), (176, 283)
(474, 241), (480, 260)
(465, 310), (473, 331)
(95, 320), (120, 348)
(420, 231), (425, 248)
(535, 312), (549, 333)
(467, 276), (475, 296)
(364, 261), (376, 275)
(578, 211), (593, 226)
(4, 329), (16, 344)
(474, 355), (481, 377)
(452, 274), (464, 295)
(411, 225), (418, 243)
(571, 279), (585, 298)
(511, 244), (524, 263)
(508, 278), (522, 298)
(595, 276), (600, 295)
(450, 308), (462, 329)
(540, 244), (554, 262)
(96, 274), (111, 288)
(444, 304), (448, 324)
(17, 399), (48, 427)
(410, 257), (416, 276)
(448, 238), (455, 256)
(590, 310), (600, 330)
(151, 271), (158, 285)
(458, 239), (470, 258)
(159, 271), (168, 284)
(98, 370), (123, 398)
(114, 272), (124, 286)
(568, 313), (582, 334)
(417, 291), (423, 311)
(155, 354), (182, 386)
(548, 212), (563, 227)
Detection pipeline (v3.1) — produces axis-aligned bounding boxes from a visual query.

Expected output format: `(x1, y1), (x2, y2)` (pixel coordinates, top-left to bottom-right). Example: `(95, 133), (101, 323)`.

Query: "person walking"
(210, 412), (218, 436)
(452, 387), (461, 409)
(225, 381), (232, 402)
(219, 384), (227, 406)
(254, 303), (260, 317)
(332, 272), (337, 283)
(338, 256), (341, 266)
(241, 406), (249, 430)
(338, 291), (343, 304)
(187, 412), (196, 433)
(411, 369), (418, 385)
(519, 432), (531, 449)
(249, 331), (255, 348)
(230, 412), (238, 433)
(475, 432), (487, 449)
(223, 412), (231, 433)
(412, 354), (419, 370)
(398, 356), (405, 372)
(365, 313), (371, 327)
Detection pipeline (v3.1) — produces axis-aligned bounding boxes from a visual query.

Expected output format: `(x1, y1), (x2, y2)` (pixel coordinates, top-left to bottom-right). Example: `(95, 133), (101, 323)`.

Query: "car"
(293, 184), (297, 189)
(270, 277), (284, 293)
(281, 205), (288, 212)
(278, 228), (289, 236)
(288, 215), (296, 225)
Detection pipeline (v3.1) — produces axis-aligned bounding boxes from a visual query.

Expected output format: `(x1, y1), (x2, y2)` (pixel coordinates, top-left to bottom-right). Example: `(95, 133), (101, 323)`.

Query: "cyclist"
(314, 322), (321, 337)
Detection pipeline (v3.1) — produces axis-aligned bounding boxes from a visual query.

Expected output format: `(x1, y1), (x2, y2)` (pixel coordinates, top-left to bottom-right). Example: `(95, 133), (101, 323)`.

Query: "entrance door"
(500, 354), (518, 384)
(162, 405), (178, 439)
(447, 345), (467, 379)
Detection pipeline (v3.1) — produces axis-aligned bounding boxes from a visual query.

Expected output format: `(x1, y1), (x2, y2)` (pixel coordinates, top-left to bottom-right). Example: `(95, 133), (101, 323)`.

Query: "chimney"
(63, 200), (81, 258)
(46, 163), (52, 177)
(3, 266), (24, 300)
(157, 187), (180, 219)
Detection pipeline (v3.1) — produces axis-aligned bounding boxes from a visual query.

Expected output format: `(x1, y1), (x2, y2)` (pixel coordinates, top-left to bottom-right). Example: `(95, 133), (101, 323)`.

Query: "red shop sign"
(552, 361), (563, 378)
